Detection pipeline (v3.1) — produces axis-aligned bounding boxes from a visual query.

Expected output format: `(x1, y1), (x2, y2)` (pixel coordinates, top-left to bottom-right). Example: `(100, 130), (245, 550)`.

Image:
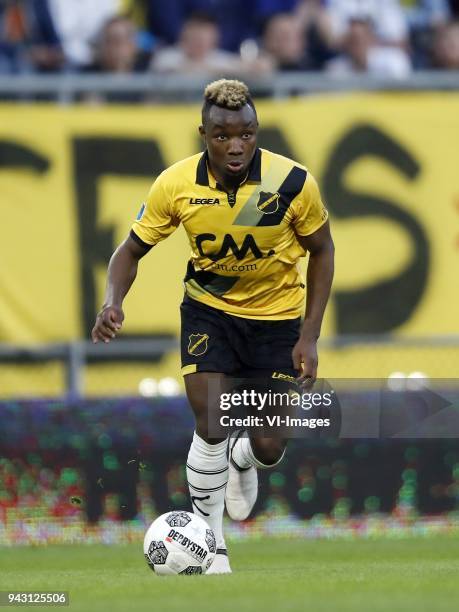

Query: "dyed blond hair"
(202, 79), (256, 122)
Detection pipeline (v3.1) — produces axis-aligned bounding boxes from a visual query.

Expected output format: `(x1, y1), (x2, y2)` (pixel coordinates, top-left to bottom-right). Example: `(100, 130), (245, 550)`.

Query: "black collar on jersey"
(195, 147), (262, 187)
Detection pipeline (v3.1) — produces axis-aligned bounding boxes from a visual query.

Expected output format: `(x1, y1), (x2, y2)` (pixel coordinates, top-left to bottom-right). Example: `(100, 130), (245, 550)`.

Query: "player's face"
(200, 104), (258, 186)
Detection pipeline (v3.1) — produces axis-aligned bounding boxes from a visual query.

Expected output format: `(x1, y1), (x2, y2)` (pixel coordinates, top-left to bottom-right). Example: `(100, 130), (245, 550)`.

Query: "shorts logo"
(256, 192), (280, 214)
(188, 333), (209, 356)
(272, 372), (296, 383)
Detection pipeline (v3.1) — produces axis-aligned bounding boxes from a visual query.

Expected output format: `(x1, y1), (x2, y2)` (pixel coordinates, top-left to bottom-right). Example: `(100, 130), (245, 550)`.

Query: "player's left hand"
(292, 336), (318, 390)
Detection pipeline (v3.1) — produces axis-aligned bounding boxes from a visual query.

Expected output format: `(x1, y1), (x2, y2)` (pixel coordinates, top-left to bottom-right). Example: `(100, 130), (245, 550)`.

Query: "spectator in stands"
(81, 16), (149, 104)
(131, 1), (315, 53)
(324, 0), (409, 47)
(261, 13), (310, 71)
(400, 1), (451, 68)
(0, 1), (27, 74)
(83, 16), (149, 74)
(151, 13), (272, 77)
(403, 0), (450, 29)
(140, 0), (261, 52)
(294, 0), (337, 63)
(326, 18), (412, 78)
(0, 0), (63, 74)
(44, 0), (120, 68)
(432, 20), (459, 68)
(263, 1), (338, 70)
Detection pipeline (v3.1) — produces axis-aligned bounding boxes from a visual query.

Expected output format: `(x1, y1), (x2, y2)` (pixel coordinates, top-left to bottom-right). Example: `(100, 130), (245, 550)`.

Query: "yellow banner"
(1, 93), (458, 343)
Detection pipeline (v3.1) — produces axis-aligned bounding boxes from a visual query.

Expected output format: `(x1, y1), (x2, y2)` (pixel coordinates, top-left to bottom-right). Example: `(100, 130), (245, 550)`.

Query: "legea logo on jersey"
(189, 198), (220, 205)
(136, 202), (146, 220)
(256, 192), (280, 214)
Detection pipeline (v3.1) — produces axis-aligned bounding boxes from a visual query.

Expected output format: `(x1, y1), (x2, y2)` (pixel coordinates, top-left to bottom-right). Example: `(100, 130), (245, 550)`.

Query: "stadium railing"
(1, 70), (459, 102)
(0, 336), (458, 399)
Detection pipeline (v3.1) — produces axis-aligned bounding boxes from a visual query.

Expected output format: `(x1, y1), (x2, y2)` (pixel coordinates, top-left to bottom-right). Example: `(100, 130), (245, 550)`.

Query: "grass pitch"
(2, 536), (459, 612)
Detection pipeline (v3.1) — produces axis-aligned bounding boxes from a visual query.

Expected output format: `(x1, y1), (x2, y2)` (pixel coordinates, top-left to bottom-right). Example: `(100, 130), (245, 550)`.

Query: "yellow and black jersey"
(131, 147), (328, 320)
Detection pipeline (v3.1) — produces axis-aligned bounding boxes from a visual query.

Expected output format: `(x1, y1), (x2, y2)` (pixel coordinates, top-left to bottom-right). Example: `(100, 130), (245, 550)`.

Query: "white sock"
(186, 432), (228, 549)
(231, 430), (285, 470)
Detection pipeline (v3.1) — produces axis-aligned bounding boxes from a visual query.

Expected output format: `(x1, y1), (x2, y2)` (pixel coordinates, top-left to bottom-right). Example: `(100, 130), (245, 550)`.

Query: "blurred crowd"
(1, 398), (458, 526)
(1, 0), (459, 82)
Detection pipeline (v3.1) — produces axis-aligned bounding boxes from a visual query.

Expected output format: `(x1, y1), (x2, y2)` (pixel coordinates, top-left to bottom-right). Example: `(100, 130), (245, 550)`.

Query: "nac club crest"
(188, 333), (209, 356)
(256, 191), (280, 214)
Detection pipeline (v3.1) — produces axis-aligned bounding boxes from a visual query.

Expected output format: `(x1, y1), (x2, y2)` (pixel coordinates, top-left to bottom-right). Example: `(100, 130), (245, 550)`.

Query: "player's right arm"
(91, 235), (150, 344)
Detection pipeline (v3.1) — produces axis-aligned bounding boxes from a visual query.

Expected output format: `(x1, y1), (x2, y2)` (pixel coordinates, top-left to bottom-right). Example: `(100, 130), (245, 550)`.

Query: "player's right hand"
(91, 305), (124, 344)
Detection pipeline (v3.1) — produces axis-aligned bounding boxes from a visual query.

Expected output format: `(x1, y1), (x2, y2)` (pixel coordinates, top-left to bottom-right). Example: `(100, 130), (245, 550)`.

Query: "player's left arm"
(292, 220), (334, 387)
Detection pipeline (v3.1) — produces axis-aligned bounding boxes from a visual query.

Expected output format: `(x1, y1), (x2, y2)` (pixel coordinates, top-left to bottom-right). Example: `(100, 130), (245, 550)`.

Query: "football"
(143, 511), (216, 575)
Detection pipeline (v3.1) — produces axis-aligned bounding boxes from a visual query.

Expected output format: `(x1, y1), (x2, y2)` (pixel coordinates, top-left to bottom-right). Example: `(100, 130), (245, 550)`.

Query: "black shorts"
(180, 295), (301, 379)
